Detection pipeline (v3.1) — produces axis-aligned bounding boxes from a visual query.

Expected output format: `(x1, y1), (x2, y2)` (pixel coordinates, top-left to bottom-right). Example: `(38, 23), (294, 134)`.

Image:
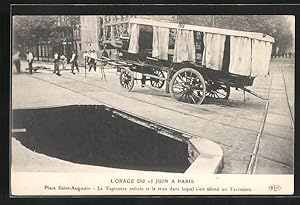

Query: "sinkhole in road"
(12, 105), (194, 173)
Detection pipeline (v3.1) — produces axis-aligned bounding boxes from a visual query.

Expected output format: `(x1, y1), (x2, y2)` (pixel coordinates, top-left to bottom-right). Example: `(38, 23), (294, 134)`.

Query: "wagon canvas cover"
(202, 33), (226, 71)
(129, 18), (275, 77)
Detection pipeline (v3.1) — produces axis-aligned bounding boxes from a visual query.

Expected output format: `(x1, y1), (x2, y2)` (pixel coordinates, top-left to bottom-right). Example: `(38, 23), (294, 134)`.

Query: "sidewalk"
(11, 59), (294, 174)
(254, 58), (294, 174)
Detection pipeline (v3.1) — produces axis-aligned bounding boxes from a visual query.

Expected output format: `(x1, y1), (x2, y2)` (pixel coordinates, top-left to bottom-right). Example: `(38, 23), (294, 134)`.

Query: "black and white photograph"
(10, 9), (295, 195)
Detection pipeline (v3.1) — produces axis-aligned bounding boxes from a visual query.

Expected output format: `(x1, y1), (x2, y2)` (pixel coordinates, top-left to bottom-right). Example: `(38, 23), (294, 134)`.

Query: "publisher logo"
(269, 184), (281, 192)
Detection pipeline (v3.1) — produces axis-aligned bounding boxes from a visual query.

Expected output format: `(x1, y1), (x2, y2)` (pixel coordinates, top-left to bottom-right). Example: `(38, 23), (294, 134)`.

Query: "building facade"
(78, 16), (100, 52)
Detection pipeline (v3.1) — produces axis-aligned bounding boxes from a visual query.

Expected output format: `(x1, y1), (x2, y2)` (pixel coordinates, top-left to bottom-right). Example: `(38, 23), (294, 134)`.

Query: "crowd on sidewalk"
(12, 48), (110, 80)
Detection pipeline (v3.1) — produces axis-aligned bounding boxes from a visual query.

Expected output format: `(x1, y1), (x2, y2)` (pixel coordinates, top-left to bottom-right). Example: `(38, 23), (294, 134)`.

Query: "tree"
(13, 16), (58, 47)
(13, 15), (80, 53)
(48, 16), (80, 45)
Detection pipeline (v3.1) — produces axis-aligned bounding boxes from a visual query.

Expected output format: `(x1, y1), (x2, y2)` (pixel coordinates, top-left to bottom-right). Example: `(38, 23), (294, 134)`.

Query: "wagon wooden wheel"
(150, 70), (165, 88)
(119, 68), (134, 91)
(169, 68), (206, 105)
(206, 81), (230, 99)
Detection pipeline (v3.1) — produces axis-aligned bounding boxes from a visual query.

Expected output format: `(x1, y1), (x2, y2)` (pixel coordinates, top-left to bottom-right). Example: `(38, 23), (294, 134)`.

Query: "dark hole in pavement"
(13, 105), (190, 173)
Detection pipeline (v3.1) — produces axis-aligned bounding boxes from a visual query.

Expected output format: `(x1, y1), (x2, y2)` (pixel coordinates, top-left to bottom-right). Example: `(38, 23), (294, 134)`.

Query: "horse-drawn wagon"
(106, 18), (274, 105)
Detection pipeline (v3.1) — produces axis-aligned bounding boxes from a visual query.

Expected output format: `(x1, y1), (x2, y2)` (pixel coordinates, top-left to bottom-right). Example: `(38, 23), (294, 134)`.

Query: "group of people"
(83, 48), (108, 80)
(83, 50), (107, 72)
(13, 50), (38, 74)
(13, 48), (109, 80)
(53, 51), (79, 76)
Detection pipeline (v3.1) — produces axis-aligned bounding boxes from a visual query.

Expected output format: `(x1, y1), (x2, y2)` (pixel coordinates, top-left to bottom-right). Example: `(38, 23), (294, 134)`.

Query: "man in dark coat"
(70, 50), (79, 74)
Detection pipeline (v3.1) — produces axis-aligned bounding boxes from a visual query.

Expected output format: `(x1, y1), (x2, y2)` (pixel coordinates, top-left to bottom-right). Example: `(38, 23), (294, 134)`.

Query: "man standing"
(60, 54), (67, 70)
(12, 50), (21, 73)
(70, 50), (79, 74)
(53, 52), (61, 76)
(88, 50), (97, 72)
(87, 50), (92, 70)
(83, 51), (88, 69)
(100, 47), (109, 80)
(26, 50), (34, 74)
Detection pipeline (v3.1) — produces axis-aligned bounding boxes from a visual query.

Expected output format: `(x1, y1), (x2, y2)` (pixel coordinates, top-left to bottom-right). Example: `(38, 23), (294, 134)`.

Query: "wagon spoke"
(150, 70), (165, 89)
(185, 93), (190, 103)
(170, 68), (206, 105)
(173, 84), (185, 90)
(190, 94), (197, 104)
(192, 87), (204, 91)
(185, 71), (191, 84)
(174, 78), (185, 86)
(193, 82), (202, 87)
(178, 93), (186, 101)
(189, 73), (193, 83)
(214, 90), (227, 97)
(178, 74), (185, 83)
(206, 83), (230, 100)
(119, 68), (134, 91)
(174, 90), (187, 96)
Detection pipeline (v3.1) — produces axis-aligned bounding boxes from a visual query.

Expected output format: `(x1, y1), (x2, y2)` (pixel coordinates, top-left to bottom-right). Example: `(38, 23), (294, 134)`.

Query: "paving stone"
(258, 134), (294, 167)
(254, 158), (293, 174)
